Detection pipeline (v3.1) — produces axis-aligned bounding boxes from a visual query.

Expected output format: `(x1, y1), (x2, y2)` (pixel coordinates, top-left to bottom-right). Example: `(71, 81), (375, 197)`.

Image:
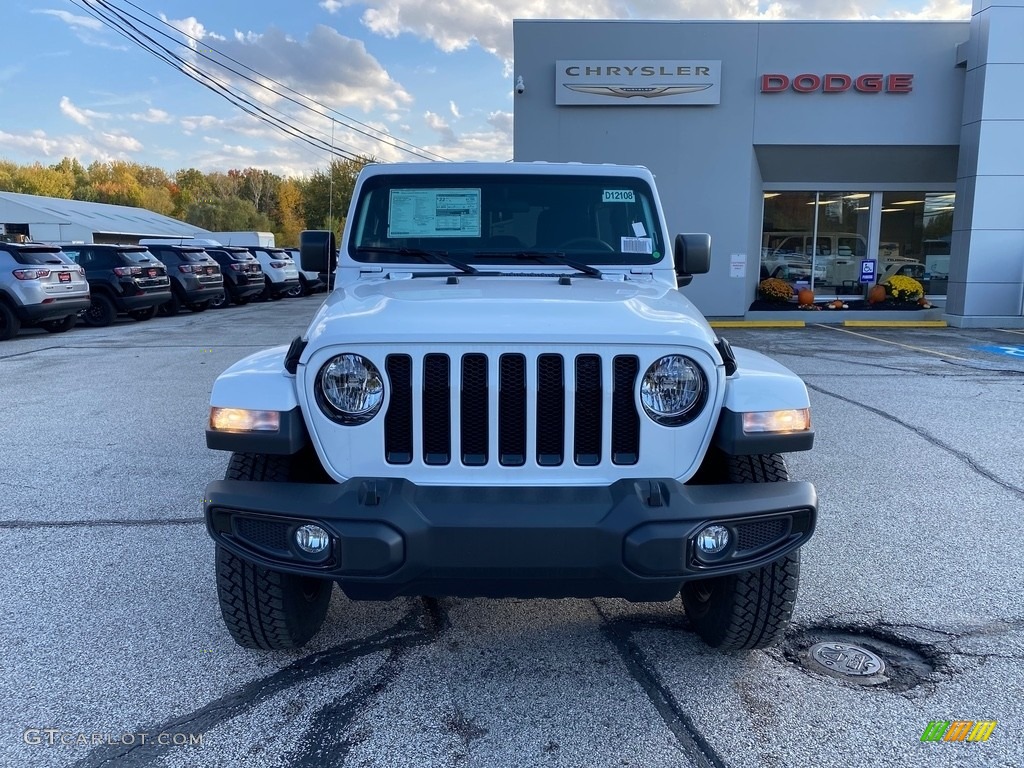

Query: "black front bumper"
(205, 478), (816, 601)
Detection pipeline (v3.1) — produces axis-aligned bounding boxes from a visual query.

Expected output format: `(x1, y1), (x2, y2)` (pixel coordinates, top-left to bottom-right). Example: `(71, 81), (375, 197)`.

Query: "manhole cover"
(807, 642), (886, 678)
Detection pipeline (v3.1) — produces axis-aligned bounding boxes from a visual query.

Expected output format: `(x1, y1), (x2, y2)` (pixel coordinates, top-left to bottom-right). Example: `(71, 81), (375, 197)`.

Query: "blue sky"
(4, 0), (970, 177)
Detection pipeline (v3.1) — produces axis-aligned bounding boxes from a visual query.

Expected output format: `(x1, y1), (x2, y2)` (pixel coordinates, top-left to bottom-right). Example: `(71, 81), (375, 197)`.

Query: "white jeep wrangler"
(204, 162), (817, 652)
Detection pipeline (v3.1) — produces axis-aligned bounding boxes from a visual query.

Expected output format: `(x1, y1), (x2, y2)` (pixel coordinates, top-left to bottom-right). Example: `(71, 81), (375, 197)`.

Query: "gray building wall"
(513, 20), (971, 317)
(947, 0), (1024, 325)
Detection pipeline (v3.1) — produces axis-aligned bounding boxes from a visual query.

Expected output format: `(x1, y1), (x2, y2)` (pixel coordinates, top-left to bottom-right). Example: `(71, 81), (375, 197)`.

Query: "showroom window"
(880, 192), (953, 296)
(761, 190), (953, 297)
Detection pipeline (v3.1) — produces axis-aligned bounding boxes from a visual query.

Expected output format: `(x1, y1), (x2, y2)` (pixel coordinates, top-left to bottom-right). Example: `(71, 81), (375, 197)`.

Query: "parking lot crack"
(0, 517), (204, 530)
(805, 382), (1024, 501)
(69, 600), (441, 768)
(594, 603), (728, 768)
(283, 597), (446, 768)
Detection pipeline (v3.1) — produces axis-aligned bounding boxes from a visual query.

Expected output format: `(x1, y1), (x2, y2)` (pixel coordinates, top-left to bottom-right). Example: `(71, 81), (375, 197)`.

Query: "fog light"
(696, 525), (730, 555)
(295, 524), (330, 554)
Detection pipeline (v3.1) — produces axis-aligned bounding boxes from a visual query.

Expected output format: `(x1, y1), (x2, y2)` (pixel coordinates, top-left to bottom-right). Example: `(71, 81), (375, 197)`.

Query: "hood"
(304, 275), (717, 348)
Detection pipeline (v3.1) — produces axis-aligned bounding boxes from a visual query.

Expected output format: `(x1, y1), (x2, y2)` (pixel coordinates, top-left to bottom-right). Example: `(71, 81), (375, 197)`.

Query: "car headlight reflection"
(640, 355), (707, 425)
(316, 354), (384, 424)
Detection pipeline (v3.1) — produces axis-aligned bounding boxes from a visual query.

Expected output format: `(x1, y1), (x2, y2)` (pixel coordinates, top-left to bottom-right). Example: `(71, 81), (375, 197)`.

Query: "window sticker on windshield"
(621, 237), (653, 254)
(388, 188), (481, 238)
(632, 221), (647, 237)
(602, 189), (635, 203)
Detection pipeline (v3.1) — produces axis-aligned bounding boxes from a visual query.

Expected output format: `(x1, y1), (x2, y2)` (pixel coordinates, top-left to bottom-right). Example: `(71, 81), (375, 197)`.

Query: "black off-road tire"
(129, 306), (158, 321)
(158, 292), (182, 316)
(0, 302), (20, 341)
(41, 315), (77, 333)
(681, 453), (801, 651)
(209, 291), (230, 309)
(83, 293), (116, 327)
(214, 453), (332, 649)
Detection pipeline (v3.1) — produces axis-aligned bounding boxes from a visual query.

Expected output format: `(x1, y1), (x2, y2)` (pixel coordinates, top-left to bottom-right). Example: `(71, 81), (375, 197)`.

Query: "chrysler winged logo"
(564, 84), (713, 99)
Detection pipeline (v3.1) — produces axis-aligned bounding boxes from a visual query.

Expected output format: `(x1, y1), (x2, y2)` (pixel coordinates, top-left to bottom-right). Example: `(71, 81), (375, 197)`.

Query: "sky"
(3, 0), (971, 178)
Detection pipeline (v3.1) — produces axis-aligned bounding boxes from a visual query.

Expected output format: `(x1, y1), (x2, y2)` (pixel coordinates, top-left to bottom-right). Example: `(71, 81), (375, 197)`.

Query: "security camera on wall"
(515, 76), (525, 95)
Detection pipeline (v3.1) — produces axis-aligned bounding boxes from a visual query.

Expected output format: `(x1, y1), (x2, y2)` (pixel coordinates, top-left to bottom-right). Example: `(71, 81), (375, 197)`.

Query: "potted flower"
(757, 277), (794, 305)
(881, 275), (925, 305)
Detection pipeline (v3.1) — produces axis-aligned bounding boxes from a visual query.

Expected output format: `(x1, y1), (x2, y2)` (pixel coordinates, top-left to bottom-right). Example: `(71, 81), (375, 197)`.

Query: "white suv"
(0, 242), (90, 340)
(248, 247), (299, 300)
(203, 162), (817, 652)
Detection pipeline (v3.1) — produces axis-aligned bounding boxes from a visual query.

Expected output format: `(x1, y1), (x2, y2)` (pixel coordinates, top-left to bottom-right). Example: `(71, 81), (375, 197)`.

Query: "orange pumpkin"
(867, 284), (887, 304)
(797, 288), (815, 306)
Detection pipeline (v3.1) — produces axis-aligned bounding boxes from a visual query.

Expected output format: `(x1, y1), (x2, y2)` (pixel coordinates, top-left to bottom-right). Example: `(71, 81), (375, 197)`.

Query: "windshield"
(124, 249), (157, 264)
(8, 248), (67, 265)
(348, 173), (665, 266)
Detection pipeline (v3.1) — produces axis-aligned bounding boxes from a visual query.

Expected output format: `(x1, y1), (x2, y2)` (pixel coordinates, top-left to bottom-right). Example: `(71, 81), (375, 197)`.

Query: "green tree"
(302, 156), (373, 234)
(185, 196), (272, 231)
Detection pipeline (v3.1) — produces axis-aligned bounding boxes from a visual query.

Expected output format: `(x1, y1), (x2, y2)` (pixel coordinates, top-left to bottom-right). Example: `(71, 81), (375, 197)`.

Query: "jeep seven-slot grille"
(383, 353), (640, 468)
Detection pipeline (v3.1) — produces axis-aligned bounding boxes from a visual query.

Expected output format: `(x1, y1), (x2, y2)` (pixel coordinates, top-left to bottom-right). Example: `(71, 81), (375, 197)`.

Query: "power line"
(71, 0), (366, 163)
(79, 0), (449, 162)
(116, 0), (450, 161)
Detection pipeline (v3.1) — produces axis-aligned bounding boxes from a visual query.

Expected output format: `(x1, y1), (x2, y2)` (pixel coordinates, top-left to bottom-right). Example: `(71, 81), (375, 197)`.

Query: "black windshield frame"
(347, 173), (665, 267)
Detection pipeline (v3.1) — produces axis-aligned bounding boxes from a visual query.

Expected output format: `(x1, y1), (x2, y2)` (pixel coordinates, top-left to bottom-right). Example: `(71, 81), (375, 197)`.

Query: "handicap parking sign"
(859, 259), (877, 284)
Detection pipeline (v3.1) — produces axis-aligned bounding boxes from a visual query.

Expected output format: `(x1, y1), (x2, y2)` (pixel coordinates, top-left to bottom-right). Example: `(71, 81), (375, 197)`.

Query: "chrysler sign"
(556, 60), (721, 105)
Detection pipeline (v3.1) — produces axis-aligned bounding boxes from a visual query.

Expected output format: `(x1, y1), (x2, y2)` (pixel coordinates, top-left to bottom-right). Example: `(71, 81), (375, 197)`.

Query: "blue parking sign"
(859, 259), (877, 284)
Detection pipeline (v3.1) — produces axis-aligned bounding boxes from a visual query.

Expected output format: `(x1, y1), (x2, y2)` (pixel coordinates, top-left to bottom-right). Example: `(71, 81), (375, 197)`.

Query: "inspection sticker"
(602, 189), (635, 203)
(621, 237), (653, 254)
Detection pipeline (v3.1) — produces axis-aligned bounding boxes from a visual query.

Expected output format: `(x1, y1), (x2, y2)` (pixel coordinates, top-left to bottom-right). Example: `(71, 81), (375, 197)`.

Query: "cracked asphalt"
(1, 301), (1023, 768)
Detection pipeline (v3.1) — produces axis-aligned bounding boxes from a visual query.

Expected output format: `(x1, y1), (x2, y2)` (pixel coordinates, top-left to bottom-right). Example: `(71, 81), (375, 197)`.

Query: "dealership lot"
(1, 302), (1023, 768)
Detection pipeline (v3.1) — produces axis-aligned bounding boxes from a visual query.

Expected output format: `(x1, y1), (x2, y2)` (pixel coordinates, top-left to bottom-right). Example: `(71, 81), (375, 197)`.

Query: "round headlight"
(640, 355), (707, 425)
(316, 354), (384, 424)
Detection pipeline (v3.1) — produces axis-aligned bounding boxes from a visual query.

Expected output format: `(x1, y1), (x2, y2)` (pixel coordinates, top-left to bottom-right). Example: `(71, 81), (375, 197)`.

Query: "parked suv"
(138, 241), (224, 315)
(59, 244), (171, 325)
(248, 247), (299, 300)
(204, 162), (818, 653)
(285, 248), (326, 296)
(205, 246), (265, 308)
(0, 242), (90, 340)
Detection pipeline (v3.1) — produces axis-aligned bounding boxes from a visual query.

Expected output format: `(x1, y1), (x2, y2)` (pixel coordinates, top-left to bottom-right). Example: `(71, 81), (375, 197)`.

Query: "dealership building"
(512, 1), (1024, 326)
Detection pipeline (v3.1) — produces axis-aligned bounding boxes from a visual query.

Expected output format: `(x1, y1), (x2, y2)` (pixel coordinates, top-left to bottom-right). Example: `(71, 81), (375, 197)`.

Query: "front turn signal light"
(209, 407), (281, 432)
(742, 408), (811, 434)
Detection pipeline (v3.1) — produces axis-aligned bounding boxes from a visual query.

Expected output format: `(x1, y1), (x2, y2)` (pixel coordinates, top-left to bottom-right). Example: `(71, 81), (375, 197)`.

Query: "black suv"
(139, 242), (224, 315)
(205, 247), (265, 308)
(60, 244), (172, 326)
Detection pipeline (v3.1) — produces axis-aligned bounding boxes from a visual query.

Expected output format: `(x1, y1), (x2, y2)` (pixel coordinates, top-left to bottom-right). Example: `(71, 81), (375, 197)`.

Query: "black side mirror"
(299, 230), (338, 275)
(673, 233), (711, 286)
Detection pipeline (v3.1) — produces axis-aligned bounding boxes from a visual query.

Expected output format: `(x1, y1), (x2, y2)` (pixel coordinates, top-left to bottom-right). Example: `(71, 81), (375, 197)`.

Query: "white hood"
(304, 275), (718, 349)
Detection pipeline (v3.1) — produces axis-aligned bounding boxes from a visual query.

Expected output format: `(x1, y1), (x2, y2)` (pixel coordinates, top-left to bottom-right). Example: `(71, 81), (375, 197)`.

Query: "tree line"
(0, 156), (372, 247)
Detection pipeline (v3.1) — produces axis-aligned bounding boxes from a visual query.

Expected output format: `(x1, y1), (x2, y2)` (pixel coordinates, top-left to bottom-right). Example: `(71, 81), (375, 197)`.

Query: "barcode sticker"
(621, 237), (653, 254)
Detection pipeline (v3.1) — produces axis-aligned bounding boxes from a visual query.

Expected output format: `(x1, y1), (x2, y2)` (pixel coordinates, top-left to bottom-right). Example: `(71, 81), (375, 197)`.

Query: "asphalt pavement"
(1, 300), (1022, 768)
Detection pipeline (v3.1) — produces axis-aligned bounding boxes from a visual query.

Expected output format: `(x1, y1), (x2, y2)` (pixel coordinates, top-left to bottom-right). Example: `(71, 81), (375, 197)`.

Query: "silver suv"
(0, 242), (90, 340)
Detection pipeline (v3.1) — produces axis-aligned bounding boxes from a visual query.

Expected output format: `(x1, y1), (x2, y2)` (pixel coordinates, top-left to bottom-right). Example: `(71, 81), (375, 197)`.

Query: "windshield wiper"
(355, 246), (478, 275)
(473, 251), (603, 278)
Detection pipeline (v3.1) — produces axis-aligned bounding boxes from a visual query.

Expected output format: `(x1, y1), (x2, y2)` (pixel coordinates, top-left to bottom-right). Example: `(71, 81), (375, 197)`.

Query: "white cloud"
(32, 9), (104, 31)
(98, 132), (143, 153)
(0, 129), (131, 163)
(130, 109), (173, 124)
(345, 0), (971, 71)
(320, 0), (345, 12)
(424, 111), (456, 145)
(59, 97), (110, 128)
(449, 100), (461, 119)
